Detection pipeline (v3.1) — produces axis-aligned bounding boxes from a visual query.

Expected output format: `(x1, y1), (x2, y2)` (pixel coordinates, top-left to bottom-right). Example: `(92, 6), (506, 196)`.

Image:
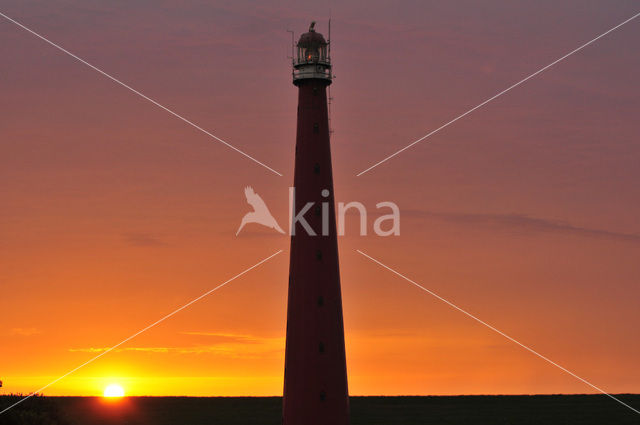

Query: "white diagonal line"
(0, 249), (283, 415)
(0, 11), (282, 177)
(356, 249), (640, 415)
(357, 11), (640, 176)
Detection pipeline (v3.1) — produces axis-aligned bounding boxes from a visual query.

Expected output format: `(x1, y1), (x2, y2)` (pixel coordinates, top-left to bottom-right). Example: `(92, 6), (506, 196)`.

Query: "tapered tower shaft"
(283, 23), (349, 425)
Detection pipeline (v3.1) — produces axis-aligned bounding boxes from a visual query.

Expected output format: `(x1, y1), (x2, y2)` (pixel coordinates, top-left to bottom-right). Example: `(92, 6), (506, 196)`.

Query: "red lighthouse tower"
(283, 22), (349, 425)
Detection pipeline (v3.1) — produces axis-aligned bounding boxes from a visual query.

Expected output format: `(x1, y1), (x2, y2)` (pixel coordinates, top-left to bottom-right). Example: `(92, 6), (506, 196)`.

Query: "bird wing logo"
(236, 186), (285, 236)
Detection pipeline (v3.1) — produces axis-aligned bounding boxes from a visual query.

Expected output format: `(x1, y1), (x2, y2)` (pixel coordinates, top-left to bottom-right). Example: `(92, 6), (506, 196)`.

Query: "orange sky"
(1, 0), (639, 396)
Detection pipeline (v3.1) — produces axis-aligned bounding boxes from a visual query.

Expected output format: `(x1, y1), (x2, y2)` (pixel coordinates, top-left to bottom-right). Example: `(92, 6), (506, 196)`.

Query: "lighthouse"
(282, 22), (350, 425)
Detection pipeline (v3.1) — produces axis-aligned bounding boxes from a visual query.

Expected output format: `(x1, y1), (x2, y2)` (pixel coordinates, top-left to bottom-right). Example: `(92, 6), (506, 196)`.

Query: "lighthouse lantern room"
(293, 22), (332, 84)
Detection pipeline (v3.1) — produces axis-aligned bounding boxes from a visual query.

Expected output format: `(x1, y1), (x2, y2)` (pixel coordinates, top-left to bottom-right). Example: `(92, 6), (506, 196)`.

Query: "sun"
(103, 384), (125, 398)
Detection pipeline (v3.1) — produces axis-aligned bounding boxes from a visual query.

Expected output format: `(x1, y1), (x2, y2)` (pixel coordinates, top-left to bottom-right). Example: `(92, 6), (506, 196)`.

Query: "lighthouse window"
(313, 123), (319, 133)
(319, 342), (325, 353)
(317, 296), (324, 306)
(320, 391), (327, 401)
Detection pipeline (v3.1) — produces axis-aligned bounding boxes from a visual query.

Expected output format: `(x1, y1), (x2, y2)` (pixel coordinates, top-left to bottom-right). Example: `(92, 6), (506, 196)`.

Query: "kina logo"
(236, 186), (285, 236)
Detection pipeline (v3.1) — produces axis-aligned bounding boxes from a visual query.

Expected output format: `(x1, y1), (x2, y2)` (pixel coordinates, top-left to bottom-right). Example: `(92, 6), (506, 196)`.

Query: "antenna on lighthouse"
(328, 18), (331, 57)
(327, 19), (334, 138)
(286, 29), (294, 65)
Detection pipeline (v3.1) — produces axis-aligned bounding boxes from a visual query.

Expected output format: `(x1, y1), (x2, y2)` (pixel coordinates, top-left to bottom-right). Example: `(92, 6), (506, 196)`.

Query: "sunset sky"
(1, 0), (639, 397)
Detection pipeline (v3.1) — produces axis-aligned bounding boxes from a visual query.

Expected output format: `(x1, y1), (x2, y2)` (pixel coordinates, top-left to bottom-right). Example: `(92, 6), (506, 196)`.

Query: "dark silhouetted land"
(1, 394), (639, 424)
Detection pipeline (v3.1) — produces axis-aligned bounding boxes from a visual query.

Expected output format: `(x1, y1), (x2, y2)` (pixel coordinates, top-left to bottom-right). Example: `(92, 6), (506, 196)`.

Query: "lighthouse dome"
(298, 30), (327, 47)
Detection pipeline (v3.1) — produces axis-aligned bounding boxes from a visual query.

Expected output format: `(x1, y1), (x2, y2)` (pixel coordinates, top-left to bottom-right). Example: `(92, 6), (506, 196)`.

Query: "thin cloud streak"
(181, 331), (264, 343)
(68, 331), (284, 356)
(406, 210), (640, 243)
(69, 340), (285, 358)
(9, 328), (42, 336)
(123, 233), (165, 246)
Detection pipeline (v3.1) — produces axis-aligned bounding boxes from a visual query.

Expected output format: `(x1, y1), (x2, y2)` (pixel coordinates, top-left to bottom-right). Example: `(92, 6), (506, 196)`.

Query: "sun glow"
(103, 384), (125, 398)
